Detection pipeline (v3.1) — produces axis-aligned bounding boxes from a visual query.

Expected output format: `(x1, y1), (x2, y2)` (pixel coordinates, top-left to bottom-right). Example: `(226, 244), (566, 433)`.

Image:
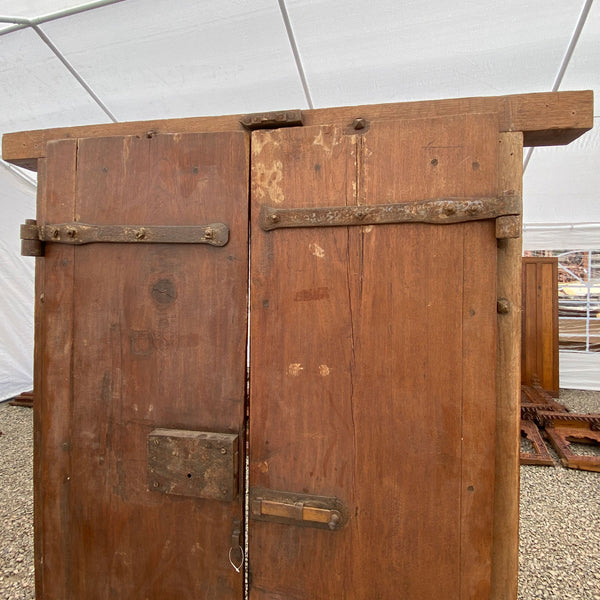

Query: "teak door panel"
(249, 115), (498, 599)
(36, 132), (248, 599)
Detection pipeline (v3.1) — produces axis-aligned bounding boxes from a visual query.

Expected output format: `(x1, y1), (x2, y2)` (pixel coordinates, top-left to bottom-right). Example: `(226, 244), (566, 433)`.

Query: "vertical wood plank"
(33, 157), (46, 597)
(35, 139), (77, 599)
(491, 131), (523, 600)
(249, 125), (357, 599)
(459, 115), (499, 598)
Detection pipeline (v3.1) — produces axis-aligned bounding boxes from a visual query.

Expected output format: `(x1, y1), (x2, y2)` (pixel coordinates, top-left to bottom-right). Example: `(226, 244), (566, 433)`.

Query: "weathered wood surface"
(3, 90), (592, 170)
(249, 113), (499, 599)
(35, 132), (248, 599)
(491, 131), (523, 600)
(521, 257), (560, 396)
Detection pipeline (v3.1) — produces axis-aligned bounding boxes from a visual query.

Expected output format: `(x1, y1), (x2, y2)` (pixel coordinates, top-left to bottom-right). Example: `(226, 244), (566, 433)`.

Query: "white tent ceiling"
(0, 0), (598, 396)
(1, 0), (598, 226)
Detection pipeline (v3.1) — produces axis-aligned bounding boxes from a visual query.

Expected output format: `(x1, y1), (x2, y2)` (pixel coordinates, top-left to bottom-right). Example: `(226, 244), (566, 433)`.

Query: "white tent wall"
(0, 165), (35, 401)
(0, 0), (598, 391)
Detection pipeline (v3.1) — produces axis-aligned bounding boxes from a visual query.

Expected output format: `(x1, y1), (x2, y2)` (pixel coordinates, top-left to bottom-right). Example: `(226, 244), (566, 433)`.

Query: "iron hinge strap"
(259, 194), (521, 236)
(20, 220), (229, 256)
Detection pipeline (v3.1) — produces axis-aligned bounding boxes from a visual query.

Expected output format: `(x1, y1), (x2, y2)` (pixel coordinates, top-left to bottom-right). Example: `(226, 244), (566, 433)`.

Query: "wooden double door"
(33, 112), (519, 599)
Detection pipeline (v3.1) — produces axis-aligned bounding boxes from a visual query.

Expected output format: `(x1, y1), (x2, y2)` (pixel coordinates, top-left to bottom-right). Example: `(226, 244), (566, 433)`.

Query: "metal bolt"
(153, 481), (160, 488)
(352, 118), (366, 130)
(443, 204), (457, 216)
(467, 203), (480, 215)
(220, 447), (227, 454)
(497, 298), (511, 314)
(204, 227), (214, 240)
(52, 229), (60, 238)
(66, 228), (77, 238)
(222, 488), (228, 496)
(355, 209), (366, 220)
(153, 438), (160, 446)
(135, 229), (146, 240)
(328, 511), (341, 530)
(269, 214), (280, 223)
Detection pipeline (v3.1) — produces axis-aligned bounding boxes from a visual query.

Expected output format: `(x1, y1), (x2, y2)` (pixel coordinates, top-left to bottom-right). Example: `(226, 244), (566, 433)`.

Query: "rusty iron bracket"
(20, 219), (229, 256)
(259, 194), (521, 238)
(240, 109), (303, 130)
(250, 488), (347, 531)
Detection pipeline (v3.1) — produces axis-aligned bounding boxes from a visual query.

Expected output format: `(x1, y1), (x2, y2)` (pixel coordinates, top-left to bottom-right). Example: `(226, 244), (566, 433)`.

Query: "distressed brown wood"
(521, 257), (560, 396)
(3, 90), (592, 170)
(34, 139), (77, 599)
(490, 132), (522, 600)
(20, 92), (593, 600)
(249, 113), (499, 599)
(35, 131), (248, 599)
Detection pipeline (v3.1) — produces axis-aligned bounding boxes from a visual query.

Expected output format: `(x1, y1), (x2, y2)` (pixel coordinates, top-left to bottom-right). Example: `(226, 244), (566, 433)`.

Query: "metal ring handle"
(228, 546), (244, 573)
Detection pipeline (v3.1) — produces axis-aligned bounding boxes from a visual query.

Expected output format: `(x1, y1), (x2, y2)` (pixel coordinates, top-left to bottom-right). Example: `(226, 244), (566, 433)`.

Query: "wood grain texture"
(491, 132), (523, 600)
(3, 90), (592, 170)
(36, 132), (248, 599)
(249, 113), (499, 599)
(35, 140), (77, 600)
(521, 257), (559, 396)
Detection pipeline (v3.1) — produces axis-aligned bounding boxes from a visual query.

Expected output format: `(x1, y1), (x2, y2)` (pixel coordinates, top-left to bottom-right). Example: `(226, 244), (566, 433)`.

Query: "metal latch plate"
(240, 109), (303, 130)
(148, 429), (239, 501)
(250, 488), (348, 530)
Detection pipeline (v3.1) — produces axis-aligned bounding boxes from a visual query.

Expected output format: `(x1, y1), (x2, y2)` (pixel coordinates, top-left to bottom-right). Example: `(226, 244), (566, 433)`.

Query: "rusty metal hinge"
(20, 220), (229, 256)
(250, 488), (347, 531)
(240, 109), (303, 131)
(259, 193), (521, 239)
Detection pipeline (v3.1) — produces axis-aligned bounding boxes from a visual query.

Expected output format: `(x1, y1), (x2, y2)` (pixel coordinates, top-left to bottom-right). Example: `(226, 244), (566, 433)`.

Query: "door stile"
(491, 131), (523, 600)
(34, 139), (78, 599)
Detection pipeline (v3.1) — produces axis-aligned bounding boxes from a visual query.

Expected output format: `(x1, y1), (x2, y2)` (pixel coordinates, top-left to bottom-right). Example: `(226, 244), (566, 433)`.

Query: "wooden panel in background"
(521, 257), (559, 396)
(249, 113), (499, 599)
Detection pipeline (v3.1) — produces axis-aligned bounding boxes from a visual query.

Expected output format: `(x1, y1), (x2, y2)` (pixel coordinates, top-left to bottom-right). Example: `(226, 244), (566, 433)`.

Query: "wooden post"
(491, 131), (523, 600)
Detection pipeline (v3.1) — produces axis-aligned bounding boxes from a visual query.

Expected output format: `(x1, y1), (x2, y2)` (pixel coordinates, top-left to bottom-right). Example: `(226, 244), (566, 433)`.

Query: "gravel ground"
(0, 389), (599, 599)
(0, 402), (34, 600)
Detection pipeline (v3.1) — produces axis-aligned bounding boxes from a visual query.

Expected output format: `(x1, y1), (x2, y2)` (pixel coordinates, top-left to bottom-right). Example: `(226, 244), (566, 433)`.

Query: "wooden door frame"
(6, 91), (593, 600)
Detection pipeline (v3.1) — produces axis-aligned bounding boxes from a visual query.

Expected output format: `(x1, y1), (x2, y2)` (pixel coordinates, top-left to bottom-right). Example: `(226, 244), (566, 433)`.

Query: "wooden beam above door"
(2, 90), (593, 172)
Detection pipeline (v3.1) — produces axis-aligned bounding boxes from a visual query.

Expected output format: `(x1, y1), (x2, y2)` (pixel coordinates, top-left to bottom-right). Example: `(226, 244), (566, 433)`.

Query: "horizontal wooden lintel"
(2, 90), (593, 172)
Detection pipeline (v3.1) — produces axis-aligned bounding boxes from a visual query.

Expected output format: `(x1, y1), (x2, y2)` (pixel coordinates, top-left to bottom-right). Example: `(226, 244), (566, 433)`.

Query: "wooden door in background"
(35, 132), (249, 599)
(249, 114), (500, 599)
(521, 256), (560, 396)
